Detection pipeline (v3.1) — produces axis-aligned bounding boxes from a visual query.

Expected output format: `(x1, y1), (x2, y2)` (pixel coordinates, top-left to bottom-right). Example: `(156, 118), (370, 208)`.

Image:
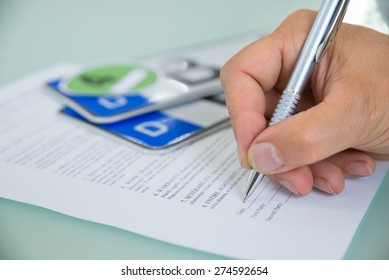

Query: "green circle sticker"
(61, 63), (161, 96)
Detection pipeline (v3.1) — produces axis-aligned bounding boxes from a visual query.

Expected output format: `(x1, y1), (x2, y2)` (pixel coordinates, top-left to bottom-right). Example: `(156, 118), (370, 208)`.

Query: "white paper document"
(1, 37), (388, 259)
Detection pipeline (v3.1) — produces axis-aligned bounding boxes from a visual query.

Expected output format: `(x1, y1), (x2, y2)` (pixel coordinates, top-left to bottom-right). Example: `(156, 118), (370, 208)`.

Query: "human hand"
(220, 10), (389, 196)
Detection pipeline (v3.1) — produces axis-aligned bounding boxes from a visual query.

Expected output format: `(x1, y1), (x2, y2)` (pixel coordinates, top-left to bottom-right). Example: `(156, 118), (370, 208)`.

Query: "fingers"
(310, 161), (344, 195)
(268, 166), (313, 196)
(269, 161), (344, 196)
(220, 10), (317, 168)
(248, 96), (358, 174)
(220, 63), (268, 168)
(270, 149), (375, 196)
(220, 37), (282, 168)
(326, 149), (375, 177)
(221, 8), (389, 198)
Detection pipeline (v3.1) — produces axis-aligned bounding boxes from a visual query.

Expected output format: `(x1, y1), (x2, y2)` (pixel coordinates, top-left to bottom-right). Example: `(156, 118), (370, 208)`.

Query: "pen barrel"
(269, 88), (301, 126)
(268, 0), (349, 127)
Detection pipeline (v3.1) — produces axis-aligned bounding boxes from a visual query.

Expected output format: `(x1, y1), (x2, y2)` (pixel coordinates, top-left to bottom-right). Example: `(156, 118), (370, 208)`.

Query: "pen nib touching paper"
(243, 171), (265, 203)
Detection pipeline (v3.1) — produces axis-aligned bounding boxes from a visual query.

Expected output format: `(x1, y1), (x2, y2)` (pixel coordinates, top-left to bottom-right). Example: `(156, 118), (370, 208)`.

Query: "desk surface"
(0, 0), (388, 259)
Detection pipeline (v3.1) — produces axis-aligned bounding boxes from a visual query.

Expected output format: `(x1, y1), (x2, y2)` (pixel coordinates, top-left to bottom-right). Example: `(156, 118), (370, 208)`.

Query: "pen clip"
(315, 0), (350, 63)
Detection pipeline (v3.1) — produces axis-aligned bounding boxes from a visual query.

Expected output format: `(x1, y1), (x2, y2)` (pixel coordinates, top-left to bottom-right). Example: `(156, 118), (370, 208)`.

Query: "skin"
(220, 9), (389, 196)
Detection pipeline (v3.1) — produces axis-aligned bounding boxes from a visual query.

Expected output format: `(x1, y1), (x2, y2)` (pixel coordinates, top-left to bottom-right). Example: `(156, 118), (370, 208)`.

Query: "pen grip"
(268, 88), (301, 126)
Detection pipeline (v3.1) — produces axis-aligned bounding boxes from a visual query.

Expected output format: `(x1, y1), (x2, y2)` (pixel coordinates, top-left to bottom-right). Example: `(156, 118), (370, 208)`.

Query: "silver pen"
(243, 0), (350, 203)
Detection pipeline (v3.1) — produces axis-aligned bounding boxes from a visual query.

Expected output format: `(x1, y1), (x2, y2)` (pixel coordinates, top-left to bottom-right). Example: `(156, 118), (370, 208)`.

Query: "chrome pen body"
(243, 0), (350, 202)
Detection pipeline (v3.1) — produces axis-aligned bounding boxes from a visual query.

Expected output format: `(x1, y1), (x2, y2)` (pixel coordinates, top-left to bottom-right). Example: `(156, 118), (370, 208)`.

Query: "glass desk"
(0, 0), (388, 259)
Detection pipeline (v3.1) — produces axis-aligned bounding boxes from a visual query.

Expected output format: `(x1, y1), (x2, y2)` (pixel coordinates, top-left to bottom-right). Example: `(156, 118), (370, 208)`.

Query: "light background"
(0, 0), (388, 259)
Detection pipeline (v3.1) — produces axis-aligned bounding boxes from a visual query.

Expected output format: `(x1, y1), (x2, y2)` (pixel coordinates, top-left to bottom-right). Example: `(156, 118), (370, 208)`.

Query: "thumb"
(248, 100), (356, 174)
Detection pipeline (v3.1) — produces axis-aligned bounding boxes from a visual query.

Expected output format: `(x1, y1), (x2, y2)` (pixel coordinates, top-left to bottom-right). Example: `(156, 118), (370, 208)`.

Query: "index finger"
(220, 10), (316, 168)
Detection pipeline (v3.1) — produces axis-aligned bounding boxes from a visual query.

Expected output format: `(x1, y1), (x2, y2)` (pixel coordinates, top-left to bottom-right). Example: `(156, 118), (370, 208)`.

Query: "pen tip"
(243, 195), (248, 203)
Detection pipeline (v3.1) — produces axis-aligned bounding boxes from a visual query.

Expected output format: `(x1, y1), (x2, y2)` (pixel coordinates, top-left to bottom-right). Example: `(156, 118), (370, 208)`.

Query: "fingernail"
(250, 142), (284, 172)
(313, 178), (336, 195)
(279, 179), (299, 196)
(346, 161), (373, 177)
